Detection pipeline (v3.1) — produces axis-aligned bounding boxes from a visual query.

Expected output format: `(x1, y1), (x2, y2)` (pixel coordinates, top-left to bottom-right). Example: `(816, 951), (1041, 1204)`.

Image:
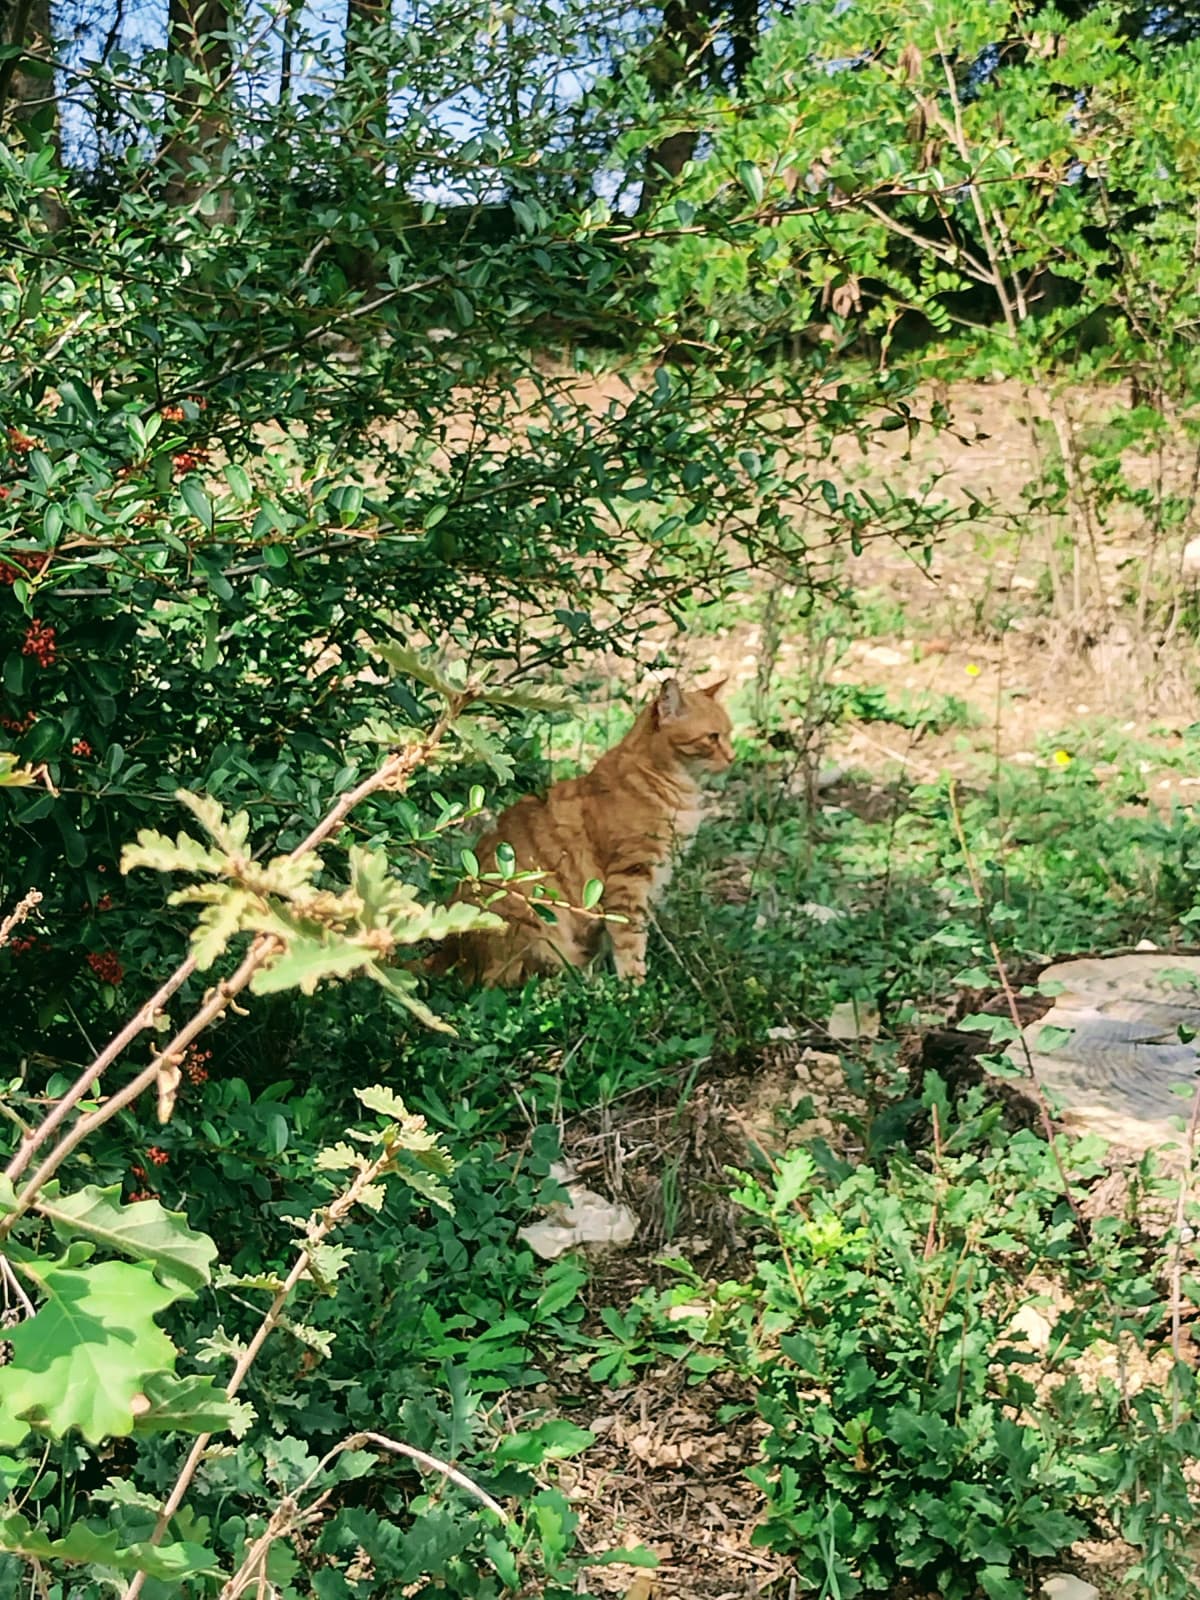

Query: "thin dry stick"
(932, 28), (1019, 339)
(220, 1430), (505, 1598)
(1167, 1078), (1200, 1423)
(2, 711), (456, 1226)
(946, 780), (1141, 1419)
(126, 1166), (505, 1596)
(945, 780), (1091, 1242)
(3, 952), (200, 1187)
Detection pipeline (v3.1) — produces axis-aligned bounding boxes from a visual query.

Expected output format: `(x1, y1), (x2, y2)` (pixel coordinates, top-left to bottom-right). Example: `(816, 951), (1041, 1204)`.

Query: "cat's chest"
(671, 794), (705, 843)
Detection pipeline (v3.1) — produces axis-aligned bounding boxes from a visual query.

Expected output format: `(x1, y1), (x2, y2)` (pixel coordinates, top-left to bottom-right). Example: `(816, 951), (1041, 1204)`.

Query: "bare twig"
(126, 1157), (504, 1597)
(946, 780), (1090, 1241)
(0, 890), (41, 952)
(218, 1430), (505, 1599)
(1168, 1079), (1200, 1422)
(1, 709), (457, 1229)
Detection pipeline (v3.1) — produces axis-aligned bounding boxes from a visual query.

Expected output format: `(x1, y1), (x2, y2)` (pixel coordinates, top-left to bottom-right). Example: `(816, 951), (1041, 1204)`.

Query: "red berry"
(21, 619), (56, 668)
(86, 950), (124, 985)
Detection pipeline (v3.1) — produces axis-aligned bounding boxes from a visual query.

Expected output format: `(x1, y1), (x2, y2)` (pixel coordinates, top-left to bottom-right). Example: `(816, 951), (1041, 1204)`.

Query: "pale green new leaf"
(475, 682), (575, 713)
(349, 715), (422, 748)
(453, 716), (516, 784)
(250, 936), (373, 996)
(277, 1315), (334, 1356)
(315, 1141), (363, 1172)
(392, 1156), (455, 1214)
(213, 1268), (285, 1292)
(368, 964), (456, 1033)
(254, 850), (324, 899)
(0, 1510), (221, 1579)
(393, 899), (503, 946)
(305, 1242), (353, 1287)
(0, 1259), (183, 1444)
(34, 1183), (217, 1291)
(120, 827), (226, 878)
(132, 1372), (254, 1437)
(371, 641), (460, 695)
(349, 845), (425, 923)
(174, 788), (251, 854)
(356, 1084), (411, 1121)
(187, 887), (253, 968)
(356, 1087), (455, 1168)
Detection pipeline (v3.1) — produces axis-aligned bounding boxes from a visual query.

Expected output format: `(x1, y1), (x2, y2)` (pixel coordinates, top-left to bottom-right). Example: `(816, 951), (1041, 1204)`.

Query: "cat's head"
(651, 678), (734, 773)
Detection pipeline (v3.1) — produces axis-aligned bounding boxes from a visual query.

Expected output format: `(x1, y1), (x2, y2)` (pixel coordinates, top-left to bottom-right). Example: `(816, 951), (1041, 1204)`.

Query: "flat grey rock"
(1014, 954), (1200, 1149)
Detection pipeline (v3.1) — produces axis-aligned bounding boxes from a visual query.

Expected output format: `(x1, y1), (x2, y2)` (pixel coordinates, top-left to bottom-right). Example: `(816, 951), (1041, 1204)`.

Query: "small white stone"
(860, 644), (906, 668)
(1041, 1576), (1099, 1600)
(827, 1001), (880, 1041)
(1135, 939), (1159, 952)
(1182, 536), (1200, 577)
(1009, 1304), (1053, 1351)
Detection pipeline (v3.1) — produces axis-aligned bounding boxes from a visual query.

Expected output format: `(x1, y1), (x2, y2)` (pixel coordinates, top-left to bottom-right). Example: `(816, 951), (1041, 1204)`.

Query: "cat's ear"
(700, 677), (728, 700)
(653, 678), (686, 724)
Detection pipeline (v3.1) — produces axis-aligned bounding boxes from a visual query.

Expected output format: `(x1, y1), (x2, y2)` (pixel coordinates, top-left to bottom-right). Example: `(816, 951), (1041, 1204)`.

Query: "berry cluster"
(7, 935), (38, 955)
(160, 404), (185, 422)
(1, 552), (47, 586)
(183, 1045), (212, 1085)
(22, 619), (57, 667)
(72, 738), (94, 758)
(127, 1186), (160, 1203)
(146, 1145), (170, 1167)
(0, 711), (35, 736)
(5, 428), (38, 454)
(86, 950), (124, 985)
(172, 449), (211, 475)
(96, 893), (113, 912)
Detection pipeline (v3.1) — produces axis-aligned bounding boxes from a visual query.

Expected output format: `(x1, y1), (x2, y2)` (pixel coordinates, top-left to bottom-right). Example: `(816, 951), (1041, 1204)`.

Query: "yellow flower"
(965, 663), (981, 677)
(1053, 749), (1071, 767)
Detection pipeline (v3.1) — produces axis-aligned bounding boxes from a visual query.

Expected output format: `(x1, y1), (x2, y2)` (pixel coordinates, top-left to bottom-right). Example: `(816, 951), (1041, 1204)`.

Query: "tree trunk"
(637, 0), (713, 215)
(728, 0), (758, 85)
(0, 0), (57, 138)
(163, 0), (232, 218)
(0, 0), (63, 226)
(343, 0), (390, 132)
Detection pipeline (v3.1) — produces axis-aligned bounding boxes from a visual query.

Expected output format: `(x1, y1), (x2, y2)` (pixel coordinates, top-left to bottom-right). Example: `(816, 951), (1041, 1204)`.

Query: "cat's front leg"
(603, 869), (653, 983)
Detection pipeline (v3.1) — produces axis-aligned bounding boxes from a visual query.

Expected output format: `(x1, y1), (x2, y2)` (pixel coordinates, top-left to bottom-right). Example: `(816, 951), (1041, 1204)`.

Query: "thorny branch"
(1, 706), (458, 1230)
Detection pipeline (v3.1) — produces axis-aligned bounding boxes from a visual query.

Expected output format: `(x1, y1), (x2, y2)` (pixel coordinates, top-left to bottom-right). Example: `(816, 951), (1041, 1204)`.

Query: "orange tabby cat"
(434, 677), (733, 986)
